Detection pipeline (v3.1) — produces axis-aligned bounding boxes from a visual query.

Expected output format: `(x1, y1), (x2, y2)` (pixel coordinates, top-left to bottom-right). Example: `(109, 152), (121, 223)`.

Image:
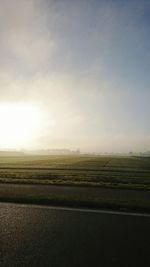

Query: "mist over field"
(0, 0), (150, 153)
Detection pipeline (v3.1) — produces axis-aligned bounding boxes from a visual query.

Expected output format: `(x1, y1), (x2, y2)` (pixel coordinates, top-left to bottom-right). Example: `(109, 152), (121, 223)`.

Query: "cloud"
(0, 0), (56, 73)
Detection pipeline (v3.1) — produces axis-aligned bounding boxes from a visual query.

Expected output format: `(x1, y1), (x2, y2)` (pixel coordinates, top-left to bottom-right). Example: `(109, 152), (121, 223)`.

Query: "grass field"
(0, 155), (150, 212)
(0, 155), (149, 189)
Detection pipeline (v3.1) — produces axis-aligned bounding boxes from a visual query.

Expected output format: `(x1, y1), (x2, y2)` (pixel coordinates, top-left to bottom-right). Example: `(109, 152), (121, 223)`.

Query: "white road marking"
(1, 202), (150, 217)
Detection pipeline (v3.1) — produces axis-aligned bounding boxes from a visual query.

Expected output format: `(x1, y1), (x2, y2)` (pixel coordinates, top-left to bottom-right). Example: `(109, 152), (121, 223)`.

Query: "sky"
(0, 0), (150, 153)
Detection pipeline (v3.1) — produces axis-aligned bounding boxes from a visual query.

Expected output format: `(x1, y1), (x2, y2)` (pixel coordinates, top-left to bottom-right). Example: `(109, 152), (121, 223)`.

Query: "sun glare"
(0, 103), (42, 149)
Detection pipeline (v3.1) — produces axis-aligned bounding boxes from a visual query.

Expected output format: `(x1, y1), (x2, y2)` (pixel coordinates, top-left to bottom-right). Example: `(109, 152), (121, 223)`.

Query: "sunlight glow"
(0, 103), (43, 149)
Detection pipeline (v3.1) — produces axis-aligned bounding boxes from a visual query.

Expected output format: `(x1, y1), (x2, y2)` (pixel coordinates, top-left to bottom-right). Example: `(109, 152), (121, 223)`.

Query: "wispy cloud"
(0, 0), (55, 73)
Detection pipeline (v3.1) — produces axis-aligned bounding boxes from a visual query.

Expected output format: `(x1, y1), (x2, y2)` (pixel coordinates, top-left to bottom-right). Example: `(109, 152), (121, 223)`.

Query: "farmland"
(0, 155), (149, 189)
(0, 155), (150, 212)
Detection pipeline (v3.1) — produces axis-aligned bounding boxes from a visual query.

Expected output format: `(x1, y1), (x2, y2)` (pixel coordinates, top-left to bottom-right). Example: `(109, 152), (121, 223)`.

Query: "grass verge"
(0, 186), (150, 214)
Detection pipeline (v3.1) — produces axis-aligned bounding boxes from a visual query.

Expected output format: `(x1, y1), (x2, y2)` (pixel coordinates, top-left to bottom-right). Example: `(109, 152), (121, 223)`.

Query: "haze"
(0, 0), (150, 153)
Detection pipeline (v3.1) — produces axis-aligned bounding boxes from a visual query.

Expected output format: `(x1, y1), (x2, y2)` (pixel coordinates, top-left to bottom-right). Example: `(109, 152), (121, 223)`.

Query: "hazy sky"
(0, 0), (150, 152)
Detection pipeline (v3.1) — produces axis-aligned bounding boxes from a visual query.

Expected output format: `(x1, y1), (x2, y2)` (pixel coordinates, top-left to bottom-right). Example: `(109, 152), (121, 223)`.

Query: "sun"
(0, 103), (42, 149)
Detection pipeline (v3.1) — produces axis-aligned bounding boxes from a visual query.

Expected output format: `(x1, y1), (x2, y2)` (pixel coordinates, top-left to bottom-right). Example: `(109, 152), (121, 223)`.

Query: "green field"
(0, 155), (150, 212)
(0, 155), (150, 190)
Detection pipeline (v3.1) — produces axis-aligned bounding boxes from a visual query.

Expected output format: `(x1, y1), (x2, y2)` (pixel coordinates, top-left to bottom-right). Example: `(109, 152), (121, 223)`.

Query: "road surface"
(0, 203), (150, 267)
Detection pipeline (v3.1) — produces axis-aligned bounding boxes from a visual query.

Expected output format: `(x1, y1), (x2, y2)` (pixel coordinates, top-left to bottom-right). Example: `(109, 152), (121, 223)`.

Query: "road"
(0, 203), (150, 267)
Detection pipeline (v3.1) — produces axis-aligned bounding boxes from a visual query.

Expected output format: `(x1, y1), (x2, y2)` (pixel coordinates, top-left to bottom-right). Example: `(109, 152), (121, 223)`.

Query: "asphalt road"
(0, 203), (150, 267)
